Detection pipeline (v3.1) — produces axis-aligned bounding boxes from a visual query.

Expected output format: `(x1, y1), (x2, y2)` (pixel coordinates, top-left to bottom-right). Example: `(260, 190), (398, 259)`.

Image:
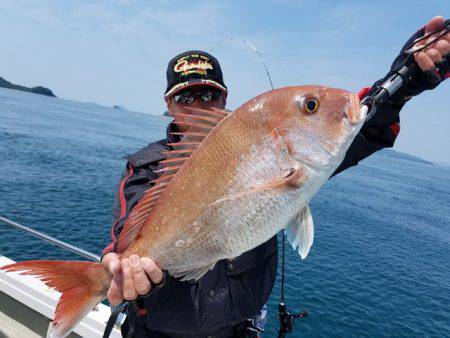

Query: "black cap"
(164, 50), (227, 100)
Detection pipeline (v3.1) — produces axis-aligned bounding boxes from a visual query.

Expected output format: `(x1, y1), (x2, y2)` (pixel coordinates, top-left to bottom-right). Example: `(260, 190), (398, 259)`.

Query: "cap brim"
(165, 79), (227, 100)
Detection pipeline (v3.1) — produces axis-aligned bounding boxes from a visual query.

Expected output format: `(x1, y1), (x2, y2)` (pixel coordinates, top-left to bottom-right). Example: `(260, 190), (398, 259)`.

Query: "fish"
(1, 85), (365, 337)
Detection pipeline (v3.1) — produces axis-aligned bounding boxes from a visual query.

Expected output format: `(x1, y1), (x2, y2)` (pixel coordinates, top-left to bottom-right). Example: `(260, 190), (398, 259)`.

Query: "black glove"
(381, 23), (449, 105)
(363, 22), (448, 130)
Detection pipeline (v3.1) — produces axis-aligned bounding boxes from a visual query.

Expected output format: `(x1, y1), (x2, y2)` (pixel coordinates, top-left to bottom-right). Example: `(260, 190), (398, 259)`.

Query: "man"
(102, 16), (449, 338)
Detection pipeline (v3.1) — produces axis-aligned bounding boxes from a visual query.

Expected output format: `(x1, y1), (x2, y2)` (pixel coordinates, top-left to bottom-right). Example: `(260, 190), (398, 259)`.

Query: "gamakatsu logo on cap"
(174, 54), (213, 76)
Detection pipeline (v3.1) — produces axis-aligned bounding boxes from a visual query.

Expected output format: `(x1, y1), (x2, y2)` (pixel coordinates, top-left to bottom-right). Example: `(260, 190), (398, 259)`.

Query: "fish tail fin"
(1, 260), (109, 338)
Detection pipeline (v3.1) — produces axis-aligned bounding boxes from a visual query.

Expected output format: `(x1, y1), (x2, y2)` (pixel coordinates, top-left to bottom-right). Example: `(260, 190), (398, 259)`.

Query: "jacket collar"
(166, 121), (182, 144)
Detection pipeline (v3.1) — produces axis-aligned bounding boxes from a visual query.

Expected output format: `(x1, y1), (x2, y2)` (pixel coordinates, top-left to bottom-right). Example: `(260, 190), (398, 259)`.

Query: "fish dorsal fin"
(117, 107), (230, 253)
(285, 205), (314, 260)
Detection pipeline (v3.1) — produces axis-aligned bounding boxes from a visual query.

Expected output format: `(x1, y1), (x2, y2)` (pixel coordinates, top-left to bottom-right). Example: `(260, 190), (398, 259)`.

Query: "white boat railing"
(0, 216), (122, 337)
(0, 216), (100, 261)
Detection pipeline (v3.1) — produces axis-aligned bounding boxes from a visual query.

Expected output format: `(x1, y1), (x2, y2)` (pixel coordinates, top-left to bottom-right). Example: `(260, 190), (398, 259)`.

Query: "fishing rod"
(0, 215), (100, 262)
(277, 231), (308, 338)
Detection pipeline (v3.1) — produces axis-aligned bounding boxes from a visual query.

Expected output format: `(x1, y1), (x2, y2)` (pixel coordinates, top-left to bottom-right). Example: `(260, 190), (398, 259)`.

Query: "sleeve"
(101, 162), (158, 258)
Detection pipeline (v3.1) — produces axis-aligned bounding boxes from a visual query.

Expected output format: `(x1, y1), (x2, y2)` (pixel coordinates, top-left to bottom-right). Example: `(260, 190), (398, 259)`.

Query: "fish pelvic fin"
(1, 260), (109, 338)
(286, 205), (314, 260)
(117, 107), (231, 253)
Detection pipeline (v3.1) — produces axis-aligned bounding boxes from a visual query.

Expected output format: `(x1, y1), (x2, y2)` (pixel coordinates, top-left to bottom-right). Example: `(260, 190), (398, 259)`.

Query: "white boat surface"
(0, 255), (122, 338)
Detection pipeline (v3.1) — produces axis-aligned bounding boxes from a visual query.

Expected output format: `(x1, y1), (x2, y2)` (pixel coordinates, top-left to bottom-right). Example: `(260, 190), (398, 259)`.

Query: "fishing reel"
(277, 302), (308, 338)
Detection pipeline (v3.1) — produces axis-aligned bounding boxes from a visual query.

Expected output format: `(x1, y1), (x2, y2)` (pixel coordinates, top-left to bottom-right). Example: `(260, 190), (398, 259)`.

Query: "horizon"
(0, 1), (448, 164)
(3, 85), (448, 168)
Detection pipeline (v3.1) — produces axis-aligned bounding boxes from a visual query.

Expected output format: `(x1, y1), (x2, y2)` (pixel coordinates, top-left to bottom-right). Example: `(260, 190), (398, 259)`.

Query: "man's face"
(167, 86), (226, 132)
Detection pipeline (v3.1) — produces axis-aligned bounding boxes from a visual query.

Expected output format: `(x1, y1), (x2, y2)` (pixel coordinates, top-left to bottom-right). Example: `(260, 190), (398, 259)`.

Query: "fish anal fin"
(285, 205), (314, 260)
(172, 262), (217, 281)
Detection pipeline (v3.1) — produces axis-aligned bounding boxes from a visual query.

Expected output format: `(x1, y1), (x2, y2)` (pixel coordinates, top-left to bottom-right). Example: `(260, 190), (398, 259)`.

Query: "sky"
(0, 0), (449, 163)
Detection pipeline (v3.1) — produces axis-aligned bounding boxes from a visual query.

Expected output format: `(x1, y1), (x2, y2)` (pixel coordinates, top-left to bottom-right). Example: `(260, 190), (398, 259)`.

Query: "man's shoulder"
(123, 138), (169, 168)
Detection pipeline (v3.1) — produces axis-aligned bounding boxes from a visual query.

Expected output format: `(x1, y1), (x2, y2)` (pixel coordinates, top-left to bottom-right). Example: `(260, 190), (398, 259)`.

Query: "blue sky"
(0, 0), (449, 163)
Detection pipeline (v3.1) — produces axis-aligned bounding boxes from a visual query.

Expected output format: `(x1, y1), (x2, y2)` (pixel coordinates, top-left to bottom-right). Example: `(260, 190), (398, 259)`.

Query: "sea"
(0, 87), (449, 338)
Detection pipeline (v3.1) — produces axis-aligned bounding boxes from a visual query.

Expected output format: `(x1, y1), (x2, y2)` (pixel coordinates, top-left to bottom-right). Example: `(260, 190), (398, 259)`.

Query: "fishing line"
(210, 37), (274, 90)
(211, 37), (308, 336)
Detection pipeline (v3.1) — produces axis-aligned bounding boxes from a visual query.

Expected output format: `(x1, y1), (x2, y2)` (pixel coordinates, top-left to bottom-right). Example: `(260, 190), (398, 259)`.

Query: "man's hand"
(413, 15), (449, 74)
(102, 252), (164, 306)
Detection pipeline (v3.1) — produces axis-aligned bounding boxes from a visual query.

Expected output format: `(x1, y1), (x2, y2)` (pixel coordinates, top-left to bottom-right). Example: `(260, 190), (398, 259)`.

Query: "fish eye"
(302, 97), (319, 114)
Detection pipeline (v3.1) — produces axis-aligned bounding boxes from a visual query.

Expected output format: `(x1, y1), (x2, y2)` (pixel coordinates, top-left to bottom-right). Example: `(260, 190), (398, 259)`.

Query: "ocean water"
(0, 88), (449, 337)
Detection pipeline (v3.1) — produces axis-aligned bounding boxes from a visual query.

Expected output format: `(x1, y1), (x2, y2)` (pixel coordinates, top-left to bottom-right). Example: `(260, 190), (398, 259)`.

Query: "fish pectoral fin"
(257, 165), (305, 192)
(210, 165), (305, 206)
(285, 205), (314, 260)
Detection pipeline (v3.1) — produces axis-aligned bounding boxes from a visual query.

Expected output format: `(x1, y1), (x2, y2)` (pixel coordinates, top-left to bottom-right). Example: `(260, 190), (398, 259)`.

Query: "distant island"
(0, 76), (56, 97)
(378, 149), (434, 165)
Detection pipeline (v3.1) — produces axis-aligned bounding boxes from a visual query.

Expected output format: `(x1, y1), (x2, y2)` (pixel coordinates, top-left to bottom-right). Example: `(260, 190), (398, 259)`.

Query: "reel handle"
(277, 302), (308, 337)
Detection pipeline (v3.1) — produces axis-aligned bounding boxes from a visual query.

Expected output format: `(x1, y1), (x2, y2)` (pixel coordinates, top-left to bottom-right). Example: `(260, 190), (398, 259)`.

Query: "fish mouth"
(345, 93), (365, 124)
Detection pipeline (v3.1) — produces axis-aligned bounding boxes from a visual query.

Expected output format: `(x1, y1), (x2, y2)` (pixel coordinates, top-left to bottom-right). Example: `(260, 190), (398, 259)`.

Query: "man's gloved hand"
(364, 15), (449, 130)
(413, 17), (449, 79)
(391, 15), (449, 102)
